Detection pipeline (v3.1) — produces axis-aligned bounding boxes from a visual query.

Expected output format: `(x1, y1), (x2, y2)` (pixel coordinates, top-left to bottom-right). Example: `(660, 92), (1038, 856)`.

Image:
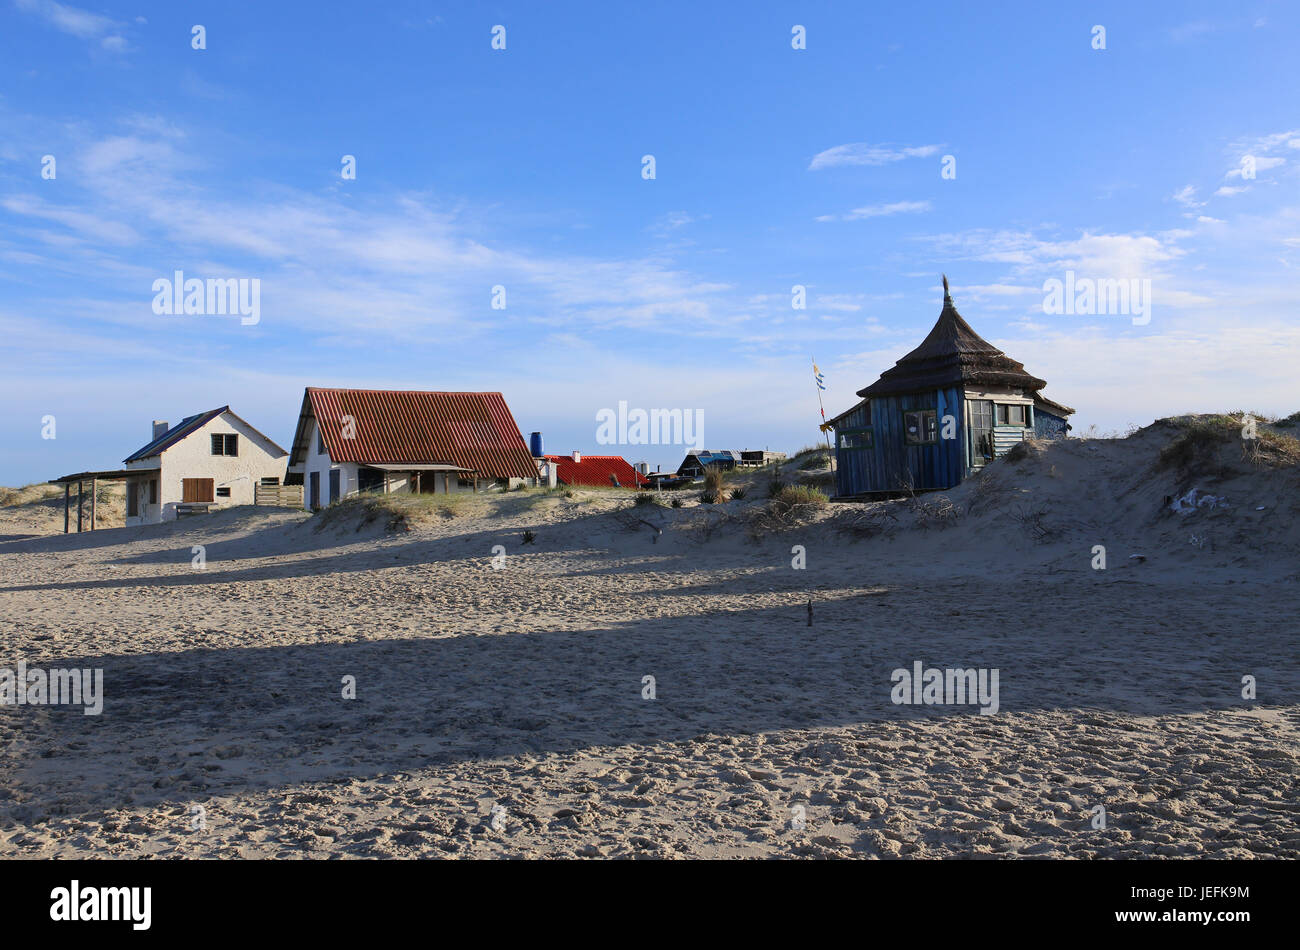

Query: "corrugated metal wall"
(992, 425), (1027, 457)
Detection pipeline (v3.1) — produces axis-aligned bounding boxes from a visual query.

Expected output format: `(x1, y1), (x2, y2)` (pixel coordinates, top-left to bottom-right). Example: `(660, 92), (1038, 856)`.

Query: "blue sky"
(2, 0), (1298, 484)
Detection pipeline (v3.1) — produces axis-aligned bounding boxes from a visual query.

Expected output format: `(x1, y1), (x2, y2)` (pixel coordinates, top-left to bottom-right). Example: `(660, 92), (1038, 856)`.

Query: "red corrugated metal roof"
(544, 454), (648, 488)
(305, 389), (538, 481)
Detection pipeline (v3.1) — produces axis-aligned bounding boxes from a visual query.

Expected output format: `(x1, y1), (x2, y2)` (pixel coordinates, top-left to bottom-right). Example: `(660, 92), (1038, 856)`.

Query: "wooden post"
(90, 477), (97, 530)
(63, 483), (70, 534)
(384, 474), (390, 495)
(76, 480), (84, 533)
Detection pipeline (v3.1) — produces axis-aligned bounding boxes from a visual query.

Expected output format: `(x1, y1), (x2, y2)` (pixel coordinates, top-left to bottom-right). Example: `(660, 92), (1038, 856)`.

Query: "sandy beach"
(1, 422), (1297, 859)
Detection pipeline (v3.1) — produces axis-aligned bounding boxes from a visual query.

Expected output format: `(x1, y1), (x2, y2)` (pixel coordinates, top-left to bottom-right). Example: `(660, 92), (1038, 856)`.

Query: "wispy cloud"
(0, 124), (760, 340)
(13, 0), (127, 51)
(817, 200), (932, 222)
(808, 143), (942, 171)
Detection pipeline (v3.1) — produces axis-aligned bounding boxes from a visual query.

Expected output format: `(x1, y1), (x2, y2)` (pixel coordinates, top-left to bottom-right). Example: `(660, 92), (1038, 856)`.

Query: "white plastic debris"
(1170, 488), (1229, 515)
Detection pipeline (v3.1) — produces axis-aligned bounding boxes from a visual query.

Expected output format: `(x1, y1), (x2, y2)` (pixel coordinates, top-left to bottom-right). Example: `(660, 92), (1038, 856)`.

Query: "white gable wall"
(126, 412), (287, 523)
(301, 418), (358, 508)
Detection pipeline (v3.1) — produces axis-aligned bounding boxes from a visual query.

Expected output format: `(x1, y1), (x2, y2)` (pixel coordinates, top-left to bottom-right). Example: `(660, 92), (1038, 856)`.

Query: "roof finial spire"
(942, 273), (951, 303)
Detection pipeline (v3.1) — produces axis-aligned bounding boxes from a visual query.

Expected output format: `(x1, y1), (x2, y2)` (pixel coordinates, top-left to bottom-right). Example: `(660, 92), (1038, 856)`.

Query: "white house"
(121, 407), (289, 524)
(286, 387), (540, 508)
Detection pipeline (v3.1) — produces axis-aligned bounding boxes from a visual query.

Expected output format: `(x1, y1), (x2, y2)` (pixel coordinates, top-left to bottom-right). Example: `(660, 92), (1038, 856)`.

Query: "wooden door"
(309, 472), (320, 509)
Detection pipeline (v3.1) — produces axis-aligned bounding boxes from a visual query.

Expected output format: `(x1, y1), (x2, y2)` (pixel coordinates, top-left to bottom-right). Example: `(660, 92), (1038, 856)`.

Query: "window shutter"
(183, 478), (215, 503)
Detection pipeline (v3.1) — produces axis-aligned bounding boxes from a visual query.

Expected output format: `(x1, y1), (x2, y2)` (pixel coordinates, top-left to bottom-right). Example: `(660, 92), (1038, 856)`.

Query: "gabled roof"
(124, 408), (225, 462)
(544, 454), (648, 489)
(289, 388), (538, 481)
(1034, 394), (1076, 417)
(124, 407), (289, 463)
(857, 278), (1047, 399)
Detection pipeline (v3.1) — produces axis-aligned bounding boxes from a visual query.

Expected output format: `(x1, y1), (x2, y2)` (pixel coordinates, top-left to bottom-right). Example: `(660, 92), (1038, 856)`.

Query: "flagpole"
(812, 356), (834, 462)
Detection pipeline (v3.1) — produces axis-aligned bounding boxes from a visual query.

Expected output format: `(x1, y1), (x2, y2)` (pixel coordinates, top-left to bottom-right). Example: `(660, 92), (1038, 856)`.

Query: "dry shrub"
(1158, 414), (1300, 472)
(1157, 420), (1233, 471)
(1003, 436), (1045, 464)
(0, 483), (63, 507)
(1009, 503), (1057, 542)
(749, 484), (829, 534)
(703, 465), (729, 499)
(1243, 431), (1300, 468)
(314, 493), (459, 532)
(966, 472), (1016, 515)
(835, 503), (898, 539)
(909, 494), (961, 529)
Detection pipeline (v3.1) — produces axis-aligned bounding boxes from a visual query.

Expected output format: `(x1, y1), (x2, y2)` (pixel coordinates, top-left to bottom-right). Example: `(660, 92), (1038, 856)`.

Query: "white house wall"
(299, 417), (477, 508)
(127, 413), (288, 523)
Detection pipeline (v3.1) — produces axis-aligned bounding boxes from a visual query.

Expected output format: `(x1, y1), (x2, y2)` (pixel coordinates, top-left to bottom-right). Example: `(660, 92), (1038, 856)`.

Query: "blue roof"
(123, 407), (228, 463)
(694, 451), (737, 465)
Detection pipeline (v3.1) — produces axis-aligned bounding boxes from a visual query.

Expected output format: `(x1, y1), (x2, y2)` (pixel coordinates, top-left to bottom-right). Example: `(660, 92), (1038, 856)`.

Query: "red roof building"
(544, 453), (648, 489)
(288, 388), (538, 481)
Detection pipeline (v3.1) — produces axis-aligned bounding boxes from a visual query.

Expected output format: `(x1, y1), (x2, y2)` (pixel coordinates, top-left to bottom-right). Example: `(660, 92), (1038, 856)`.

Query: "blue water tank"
(529, 431), (544, 458)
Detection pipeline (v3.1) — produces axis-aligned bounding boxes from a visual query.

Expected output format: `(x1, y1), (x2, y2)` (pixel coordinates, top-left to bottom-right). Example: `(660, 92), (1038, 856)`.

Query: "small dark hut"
(828, 277), (1073, 497)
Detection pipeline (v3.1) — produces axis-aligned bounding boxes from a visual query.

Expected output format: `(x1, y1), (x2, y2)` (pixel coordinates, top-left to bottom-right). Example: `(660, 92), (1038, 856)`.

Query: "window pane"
(211, 434), (222, 455)
(904, 411), (936, 444)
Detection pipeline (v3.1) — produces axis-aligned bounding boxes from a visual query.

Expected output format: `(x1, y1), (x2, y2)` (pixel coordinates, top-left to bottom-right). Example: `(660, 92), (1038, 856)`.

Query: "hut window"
(839, 429), (873, 450)
(996, 404), (1028, 426)
(903, 410), (938, 445)
(148, 479), (158, 504)
(127, 485), (139, 517)
(216, 487), (231, 498)
(211, 434), (239, 456)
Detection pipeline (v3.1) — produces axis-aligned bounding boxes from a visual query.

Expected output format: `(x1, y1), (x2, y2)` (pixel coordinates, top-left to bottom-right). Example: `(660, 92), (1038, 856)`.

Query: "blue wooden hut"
(828, 277), (1073, 498)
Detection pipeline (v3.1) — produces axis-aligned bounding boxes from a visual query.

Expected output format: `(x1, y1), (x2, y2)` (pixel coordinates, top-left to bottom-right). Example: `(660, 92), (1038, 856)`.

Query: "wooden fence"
(254, 485), (304, 508)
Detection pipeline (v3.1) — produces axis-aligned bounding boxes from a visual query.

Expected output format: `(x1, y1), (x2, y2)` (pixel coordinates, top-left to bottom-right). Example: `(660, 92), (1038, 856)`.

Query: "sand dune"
(1, 421), (1297, 858)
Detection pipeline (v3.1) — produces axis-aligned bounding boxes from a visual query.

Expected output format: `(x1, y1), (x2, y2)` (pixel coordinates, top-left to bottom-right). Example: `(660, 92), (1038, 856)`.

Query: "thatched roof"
(857, 278), (1047, 399)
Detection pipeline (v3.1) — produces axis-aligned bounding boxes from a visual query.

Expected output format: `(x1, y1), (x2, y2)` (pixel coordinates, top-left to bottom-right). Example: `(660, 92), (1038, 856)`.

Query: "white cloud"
(819, 200), (932, 222)
(808, 143), (942, 171)
(1226, 156), (1286, 180)
(14, 0), (127, 50)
